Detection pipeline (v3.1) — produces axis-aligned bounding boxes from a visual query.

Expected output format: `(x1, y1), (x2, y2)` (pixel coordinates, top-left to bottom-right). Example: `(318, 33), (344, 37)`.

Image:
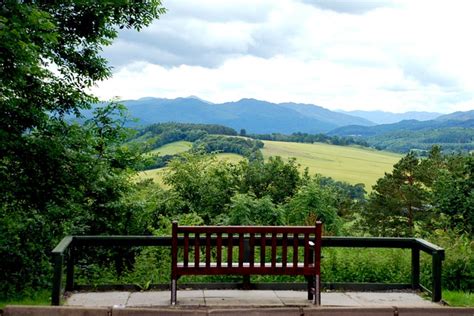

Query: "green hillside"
(261, 141), (401, 189)
(148, 141), (192, 156)
(140, 140), (401, 190)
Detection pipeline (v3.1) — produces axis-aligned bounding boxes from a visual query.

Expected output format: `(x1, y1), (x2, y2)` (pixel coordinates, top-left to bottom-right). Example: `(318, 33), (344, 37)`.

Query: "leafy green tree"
(432, 155), (474, 235)
(225, 194), (284, 226)
(0, 1), (165, 297)
(239, 156), (301, 204)
(164, 153), (241, 223)
(363, 152), (431, 236)
(285, 177), (341, 234)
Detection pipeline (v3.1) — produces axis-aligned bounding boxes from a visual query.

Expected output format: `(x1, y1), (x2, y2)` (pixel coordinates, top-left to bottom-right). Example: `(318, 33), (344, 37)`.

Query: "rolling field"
(139, 140), (402, 190)
(261, 141), (402, 189)
(148, 141), (192, 156)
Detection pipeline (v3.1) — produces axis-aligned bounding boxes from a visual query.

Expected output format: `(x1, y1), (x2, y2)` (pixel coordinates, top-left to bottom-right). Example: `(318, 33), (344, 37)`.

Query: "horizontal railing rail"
(51, 235), (445, 305)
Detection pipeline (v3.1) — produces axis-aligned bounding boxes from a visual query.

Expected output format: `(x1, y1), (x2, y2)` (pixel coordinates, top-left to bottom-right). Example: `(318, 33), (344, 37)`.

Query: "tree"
(0, 1), (165, 297)
(363, 152), (432, 236)
(239, 156), (302, 204)
(432, 155), (474, 235)
(164, 153), (241, 223)
(226, 194), (283, 226)
(285, 177), (341, 234)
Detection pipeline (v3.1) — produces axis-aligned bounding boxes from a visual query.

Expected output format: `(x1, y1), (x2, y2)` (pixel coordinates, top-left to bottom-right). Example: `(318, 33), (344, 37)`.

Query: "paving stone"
(64, 290), (443, 309)
(204, 290), (284, 307)
(319, 292), (362, 307)
(174, 290), (205, 306)
(345, 292), (438, 307)
(66, 291), (130, 307)
(127, 291), (171, 307)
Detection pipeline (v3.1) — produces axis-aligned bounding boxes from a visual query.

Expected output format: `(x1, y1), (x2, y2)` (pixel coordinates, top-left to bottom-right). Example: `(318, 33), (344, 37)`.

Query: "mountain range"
(338, 110), (442, 125)
(89, 96), (474, 153)
(120, 97), (390, 134)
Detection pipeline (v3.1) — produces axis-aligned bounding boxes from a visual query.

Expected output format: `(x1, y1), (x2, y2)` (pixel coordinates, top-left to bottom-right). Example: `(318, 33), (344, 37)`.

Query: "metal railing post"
(411, 247), (420, 290)
(51, 252), (63, 306)
(432, 251), (442, 302)
(65, 246), (75, 291)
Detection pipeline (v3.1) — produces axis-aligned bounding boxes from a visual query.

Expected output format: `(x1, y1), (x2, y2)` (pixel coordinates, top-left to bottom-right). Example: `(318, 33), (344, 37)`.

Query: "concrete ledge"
(113, 307), (207, 316)
(397, 307), (474, 316)
(303, 307), (394, 316)
(3, 305), (110, 316)
(208, 307), (302, 315)
(4, 306), (474, 316)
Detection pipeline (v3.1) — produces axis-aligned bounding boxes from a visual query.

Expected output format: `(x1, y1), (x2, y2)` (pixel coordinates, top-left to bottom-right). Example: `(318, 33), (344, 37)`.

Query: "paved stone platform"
(65, 290), (441, 308)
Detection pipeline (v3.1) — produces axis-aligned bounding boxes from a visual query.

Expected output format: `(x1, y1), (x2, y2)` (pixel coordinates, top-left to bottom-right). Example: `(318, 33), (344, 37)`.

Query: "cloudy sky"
(93, 0), (474, 113)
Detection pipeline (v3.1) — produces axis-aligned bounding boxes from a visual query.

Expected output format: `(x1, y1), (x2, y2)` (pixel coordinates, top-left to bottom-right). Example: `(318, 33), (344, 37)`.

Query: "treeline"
(248, 132), (370, 147)
(369, 127), (474, 154)
(134, 123), (264, 170)
(192, 135), (264, 161)
(133, 122), (238, 150)
(143, 135), (264, 170)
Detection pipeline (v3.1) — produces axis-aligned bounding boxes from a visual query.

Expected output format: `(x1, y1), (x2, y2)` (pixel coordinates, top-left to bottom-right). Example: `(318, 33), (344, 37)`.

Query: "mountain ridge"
(119, 97), (374, 134)
(337, 109), (442, 124)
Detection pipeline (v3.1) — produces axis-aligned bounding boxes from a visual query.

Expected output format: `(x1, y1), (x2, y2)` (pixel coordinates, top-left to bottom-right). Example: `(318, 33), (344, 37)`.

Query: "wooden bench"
(171, 221), (322, 305)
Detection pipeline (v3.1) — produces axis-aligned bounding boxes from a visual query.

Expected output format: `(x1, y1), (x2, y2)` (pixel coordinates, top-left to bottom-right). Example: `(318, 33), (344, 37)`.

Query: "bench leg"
(171, 278), (177, 305)
(306, 276), (314, 300)
(313, 274), (321, 306)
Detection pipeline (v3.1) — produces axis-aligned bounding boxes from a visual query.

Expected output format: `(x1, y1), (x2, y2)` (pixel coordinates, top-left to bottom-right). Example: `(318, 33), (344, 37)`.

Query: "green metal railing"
(51, 236), (445, 305)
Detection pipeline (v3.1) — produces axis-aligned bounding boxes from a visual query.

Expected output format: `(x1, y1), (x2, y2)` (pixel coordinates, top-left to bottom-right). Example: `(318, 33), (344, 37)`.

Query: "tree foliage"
(363, 146), (474, 237)
(0, 0), (165, 297)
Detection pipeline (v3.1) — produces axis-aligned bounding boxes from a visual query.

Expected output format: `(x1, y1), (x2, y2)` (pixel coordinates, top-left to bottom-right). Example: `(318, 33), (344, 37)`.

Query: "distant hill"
(435, 110), (474, 122)
(119, 97), (374, 134)
(329, 113), (474, 153)
(338, 110), (441, 124)
(278, 103), (374, 126)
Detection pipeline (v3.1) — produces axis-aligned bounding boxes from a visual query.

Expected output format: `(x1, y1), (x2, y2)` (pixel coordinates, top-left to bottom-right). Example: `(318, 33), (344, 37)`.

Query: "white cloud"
(95, 0), (474, 113)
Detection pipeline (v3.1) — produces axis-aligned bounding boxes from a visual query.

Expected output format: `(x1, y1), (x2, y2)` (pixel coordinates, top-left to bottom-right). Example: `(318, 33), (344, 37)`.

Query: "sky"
(92, 0), (474, 113)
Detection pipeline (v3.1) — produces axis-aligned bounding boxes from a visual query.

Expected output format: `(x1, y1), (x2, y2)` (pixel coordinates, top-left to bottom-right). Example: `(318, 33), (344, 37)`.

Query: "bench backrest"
(171, 222), (322, 276)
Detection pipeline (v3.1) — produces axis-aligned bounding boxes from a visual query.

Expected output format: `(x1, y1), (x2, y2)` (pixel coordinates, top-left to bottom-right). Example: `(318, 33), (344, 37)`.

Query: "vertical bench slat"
(293, 233), (298, 268)
(249, 233), (255, 268)
(282, 233), (288, 268)
(184, 232), (189, 267)
(206, 233), (211, 268)
(239, 233), (244, 267)
(227, 233), (233, 267)
(216, 233), (222, 268)
(304, 233), (309, 267)
(260, 233), (266, 267)
(271, 233), (277, 268)
(194, 233), (200, 267)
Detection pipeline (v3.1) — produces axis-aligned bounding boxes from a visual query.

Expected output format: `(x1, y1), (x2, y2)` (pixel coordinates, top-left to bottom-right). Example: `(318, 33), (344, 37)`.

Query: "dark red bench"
(171, 222), (322, 305)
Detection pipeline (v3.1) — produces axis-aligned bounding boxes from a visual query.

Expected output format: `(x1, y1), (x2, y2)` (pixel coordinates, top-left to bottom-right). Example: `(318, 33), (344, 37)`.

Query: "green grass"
(148, 141), (192, 156)
(261, 141), (402, 190)
(0, 290), (50, 309)
(443, 290), (474, 307)
(140, 140), (402, 190)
